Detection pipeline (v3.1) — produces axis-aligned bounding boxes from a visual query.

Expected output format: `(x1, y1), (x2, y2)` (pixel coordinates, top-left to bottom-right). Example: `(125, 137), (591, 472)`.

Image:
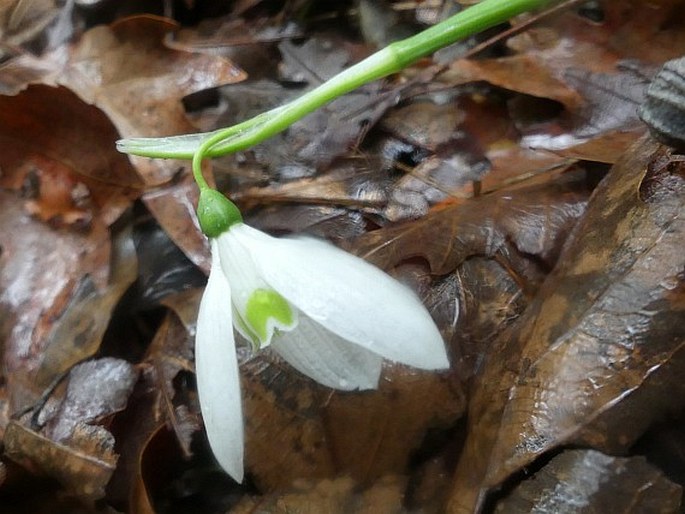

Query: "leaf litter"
(1, 1), (685, 513)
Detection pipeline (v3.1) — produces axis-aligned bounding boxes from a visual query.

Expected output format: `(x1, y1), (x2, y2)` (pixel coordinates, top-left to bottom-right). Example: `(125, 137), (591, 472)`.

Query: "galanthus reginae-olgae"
(195, 189), (451, 483)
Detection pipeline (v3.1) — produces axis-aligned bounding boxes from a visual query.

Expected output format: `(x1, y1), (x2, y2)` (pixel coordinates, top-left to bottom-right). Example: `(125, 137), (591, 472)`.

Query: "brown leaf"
(4, 421), (117, 502)
(108, 311), (197, 513)
(0, 47), (67, 95)
(59, 14), (246, 185)
(142, 174), (210, 274)
(446, 137), (685, 513)
(443, 0), (685, 162)
(0, 84), (141, 226)
(0, 191), (111, 415)
(145, 311), (197, 456)
(34, 226), (137, 389)
(322, 369), (463, 482)
(232, 475), (409, 514)
(106, 370), (167, 514)
(169, 16), (303, 50)
(0, 0), (74, 50)
(443, 257), (529, 380)
(242, 352), (462, 490)
(354, 169), (590, 277)
(236, 96), (494, 224)
(43, 358), (138, 444)
(494, 449), (682, 513)
(246, 204), (368, 242)
(5, 358), (138, 503)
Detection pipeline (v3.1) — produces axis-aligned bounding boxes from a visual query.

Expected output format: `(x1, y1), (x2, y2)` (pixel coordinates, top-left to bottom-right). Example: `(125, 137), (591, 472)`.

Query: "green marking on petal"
(245, 289), (294, 345)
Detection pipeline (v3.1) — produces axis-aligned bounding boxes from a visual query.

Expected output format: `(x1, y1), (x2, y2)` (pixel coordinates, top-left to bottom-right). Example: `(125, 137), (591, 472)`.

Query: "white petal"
(195, 240), (244, 482)
(271, 313), (383, 390)
(215, 229), (297, 347)
(231, 225), (450, 370)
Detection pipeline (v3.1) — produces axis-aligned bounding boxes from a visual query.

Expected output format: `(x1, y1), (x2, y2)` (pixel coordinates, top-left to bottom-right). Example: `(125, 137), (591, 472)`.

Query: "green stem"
(391, 0), (554, 65)
(118, 0), (557, 164)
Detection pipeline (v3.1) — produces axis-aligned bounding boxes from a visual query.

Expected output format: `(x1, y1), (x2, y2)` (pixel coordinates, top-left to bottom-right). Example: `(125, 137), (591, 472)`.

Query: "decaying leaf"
(0, 192), (111, 416)
(2, 1), (685, 512)
(0, 84), (142, 226)
(107, 307), (198, 513)
(4, 358), (137, 502)
(443, 0), (685, 161)
(446, 136), (685, 513)
(141, 174), (210, 274)
(232, 475), (409, 514)
(494, 449), (682, 514)
(35, 226), (138, 390)
(0, 0), (76, 51)
(212, 35), (399, 183)
(354, 168), (590, 278)
(4, 421), (117, 502)
(59, 15), (246, 186)
(42, 358), (138, 443)
(242, 351), (463, 490)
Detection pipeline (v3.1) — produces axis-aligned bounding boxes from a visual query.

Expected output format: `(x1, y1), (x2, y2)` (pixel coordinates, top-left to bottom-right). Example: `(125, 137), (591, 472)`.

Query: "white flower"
(195, 219), (450, 483)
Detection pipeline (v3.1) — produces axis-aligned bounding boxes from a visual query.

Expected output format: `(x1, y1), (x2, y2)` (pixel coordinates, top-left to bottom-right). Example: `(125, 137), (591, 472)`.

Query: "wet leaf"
(35, 226), (138, 389)
(2, 2), (685, 512)
(354, 169), (590, 277)
(141, 174), (211, 274)
(43, 358), (138, 443)
(246, 204), (368, 242)
(144, 312), (197, 456)
(322, 368), (463, 483)
(4, 421), (117, 502)
(4, 358), (137, 503)
(212, 36), (398, 181)
(0, 84), (141, 225)
(132, 216), (206, 308)
(0, 0), (76, 50)
(443, 0), (685, 161)
(108, 310), (197, 513)
(0, 192), (111, 414)
(447, 137), (685, 513)
(494, 449), (682, 514)
(59, 15), (246, 185)
(440, 257), (528, 380)
(170, 16), (303, 50)
(232, 475), (409, 514)
(239, 349), (462, 490)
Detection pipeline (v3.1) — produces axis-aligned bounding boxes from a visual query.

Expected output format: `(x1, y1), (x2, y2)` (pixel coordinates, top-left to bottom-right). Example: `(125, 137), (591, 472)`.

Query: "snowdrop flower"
(194, 189), (450, 483)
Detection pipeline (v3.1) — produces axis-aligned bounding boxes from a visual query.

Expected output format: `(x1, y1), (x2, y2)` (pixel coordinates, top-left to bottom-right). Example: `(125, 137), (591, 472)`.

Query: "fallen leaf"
(141, 174), (211, 274)
(59, 15), (246, 185)
(446, 136), (685, 513)
(354, 169), (590, 277)
(0, 84), (141, 226)
(443, 0), (685, 161)
(494, 449), (682, 513)
(232, 475), (409, 514)
(240, 348), (462, 490)
(4, 420), (117, 502)
(34, 226), (138, 390)
(0, 191), (111, 416)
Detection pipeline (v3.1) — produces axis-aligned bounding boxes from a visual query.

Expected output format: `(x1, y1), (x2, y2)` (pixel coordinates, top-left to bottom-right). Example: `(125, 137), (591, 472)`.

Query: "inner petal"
(271, 313), (383, 391)
(217, 230), (297, 348)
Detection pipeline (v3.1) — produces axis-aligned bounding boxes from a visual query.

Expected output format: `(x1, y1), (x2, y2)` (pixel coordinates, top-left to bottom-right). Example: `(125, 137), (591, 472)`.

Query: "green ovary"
(245, 289), (294, 345)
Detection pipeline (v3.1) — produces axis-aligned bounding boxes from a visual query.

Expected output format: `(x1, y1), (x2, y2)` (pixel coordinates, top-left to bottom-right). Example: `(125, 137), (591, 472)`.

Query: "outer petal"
(195, 240), (244, 482)
(231, 225), (450, 370)
(271, 313), (383, 390)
